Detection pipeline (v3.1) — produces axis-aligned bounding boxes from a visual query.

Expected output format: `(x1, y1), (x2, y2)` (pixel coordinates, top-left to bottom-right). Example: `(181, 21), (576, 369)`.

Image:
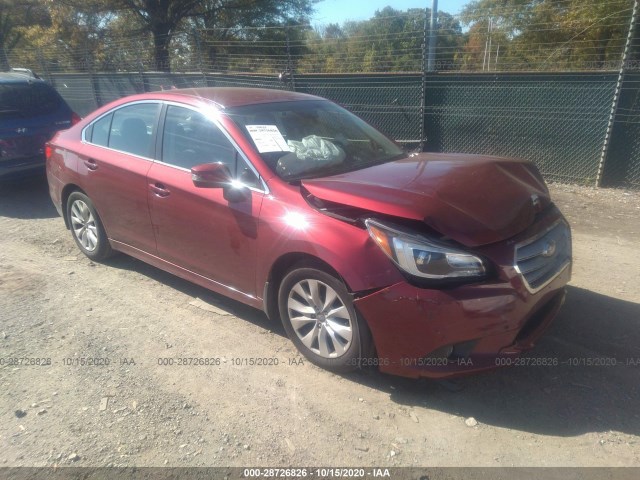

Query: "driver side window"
(162, 106), (233, 169)
(161, 105), (260, 189)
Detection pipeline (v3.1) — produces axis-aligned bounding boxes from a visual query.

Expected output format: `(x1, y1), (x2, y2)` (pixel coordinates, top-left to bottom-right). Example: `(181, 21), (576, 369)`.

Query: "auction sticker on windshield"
(246, 125), (290, 153)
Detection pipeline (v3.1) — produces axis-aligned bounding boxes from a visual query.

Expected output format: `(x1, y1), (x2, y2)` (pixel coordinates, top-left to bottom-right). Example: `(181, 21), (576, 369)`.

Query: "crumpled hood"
(301, 152), (551, 247)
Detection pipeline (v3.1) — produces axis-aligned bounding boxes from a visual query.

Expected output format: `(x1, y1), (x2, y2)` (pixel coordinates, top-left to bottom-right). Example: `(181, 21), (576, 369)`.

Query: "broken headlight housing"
(365, 218), (486, 280)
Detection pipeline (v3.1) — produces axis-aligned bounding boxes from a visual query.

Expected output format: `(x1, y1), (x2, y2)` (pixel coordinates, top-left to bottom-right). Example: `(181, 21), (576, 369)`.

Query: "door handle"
(83, 158), (98, 171)
(149, 182), (170, 198)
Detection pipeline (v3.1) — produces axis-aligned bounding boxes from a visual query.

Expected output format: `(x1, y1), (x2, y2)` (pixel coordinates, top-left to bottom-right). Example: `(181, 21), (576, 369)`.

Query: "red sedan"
(46, 88), (571, 378)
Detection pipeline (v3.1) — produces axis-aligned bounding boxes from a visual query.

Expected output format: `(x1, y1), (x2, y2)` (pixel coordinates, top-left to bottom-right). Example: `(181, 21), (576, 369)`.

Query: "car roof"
(146, 87), (324, 109)
(0, 72), (46, 84)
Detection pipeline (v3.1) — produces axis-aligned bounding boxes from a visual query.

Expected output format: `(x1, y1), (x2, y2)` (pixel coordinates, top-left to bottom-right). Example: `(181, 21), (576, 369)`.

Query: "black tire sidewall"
(278, 267), (370, 372)
(66, 192), (112, 261)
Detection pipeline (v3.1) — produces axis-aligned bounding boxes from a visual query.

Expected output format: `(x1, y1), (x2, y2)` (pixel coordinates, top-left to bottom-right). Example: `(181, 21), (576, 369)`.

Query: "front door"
(147, 104), (264, 297)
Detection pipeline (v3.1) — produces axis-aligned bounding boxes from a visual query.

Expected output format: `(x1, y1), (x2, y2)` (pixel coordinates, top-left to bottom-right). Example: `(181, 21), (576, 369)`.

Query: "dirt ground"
(0, 176), (639, 468)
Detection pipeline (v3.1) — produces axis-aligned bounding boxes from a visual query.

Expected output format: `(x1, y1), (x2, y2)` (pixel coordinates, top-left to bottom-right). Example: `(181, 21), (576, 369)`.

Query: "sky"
(312, 0), (470, 26)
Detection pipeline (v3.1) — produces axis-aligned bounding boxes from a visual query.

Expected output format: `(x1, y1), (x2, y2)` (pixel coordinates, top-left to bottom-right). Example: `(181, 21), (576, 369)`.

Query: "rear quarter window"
(88, 113), (113, 147)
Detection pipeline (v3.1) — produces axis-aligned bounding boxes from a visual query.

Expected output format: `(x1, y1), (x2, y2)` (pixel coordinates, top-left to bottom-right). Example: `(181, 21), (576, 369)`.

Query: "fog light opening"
(449, 340), (478, 360)
(425, 345), (454, 360)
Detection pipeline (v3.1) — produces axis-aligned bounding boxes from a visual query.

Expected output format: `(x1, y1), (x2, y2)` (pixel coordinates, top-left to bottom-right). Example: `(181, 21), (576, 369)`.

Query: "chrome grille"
(515, 222), (571, 292)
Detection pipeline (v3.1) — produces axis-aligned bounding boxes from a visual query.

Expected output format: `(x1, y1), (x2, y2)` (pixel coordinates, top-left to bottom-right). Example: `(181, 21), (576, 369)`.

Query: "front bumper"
(354, 214), (571, 379)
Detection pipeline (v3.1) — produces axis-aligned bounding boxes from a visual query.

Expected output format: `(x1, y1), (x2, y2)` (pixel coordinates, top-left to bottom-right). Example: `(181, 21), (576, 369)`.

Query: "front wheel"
(278, 267), (373, 372)
(66, 192), (113, 261)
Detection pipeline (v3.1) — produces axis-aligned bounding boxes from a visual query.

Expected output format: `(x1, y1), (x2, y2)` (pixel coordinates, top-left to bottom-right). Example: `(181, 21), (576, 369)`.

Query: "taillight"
(45, 144), (52, 160)
(71, 112), (81, 126)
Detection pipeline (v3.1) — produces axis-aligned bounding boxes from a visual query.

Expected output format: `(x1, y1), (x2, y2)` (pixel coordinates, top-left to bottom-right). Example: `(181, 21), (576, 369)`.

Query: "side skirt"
(109, 239), (263, 310)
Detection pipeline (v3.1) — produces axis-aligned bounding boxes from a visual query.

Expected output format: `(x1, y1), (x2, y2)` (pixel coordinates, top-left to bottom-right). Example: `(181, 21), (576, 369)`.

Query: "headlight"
(365, 219), (486, 280)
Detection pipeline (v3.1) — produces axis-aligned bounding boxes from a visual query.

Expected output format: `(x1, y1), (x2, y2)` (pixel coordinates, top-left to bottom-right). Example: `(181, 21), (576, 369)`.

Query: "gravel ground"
(0, 176), (639, 467)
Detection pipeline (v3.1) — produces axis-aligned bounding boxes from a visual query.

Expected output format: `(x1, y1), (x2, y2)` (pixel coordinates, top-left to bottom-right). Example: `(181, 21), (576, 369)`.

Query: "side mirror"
(191, 162), (232, 188)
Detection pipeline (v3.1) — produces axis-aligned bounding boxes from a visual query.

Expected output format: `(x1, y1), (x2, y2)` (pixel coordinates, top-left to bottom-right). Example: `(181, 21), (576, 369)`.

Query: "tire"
(66, 192), (113, 261)
(278, 266), (373, 373)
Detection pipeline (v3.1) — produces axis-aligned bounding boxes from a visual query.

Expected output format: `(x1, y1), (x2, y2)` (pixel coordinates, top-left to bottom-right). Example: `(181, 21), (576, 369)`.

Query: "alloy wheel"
(70, 199), (99, 252)
(287, 279), (353, 358)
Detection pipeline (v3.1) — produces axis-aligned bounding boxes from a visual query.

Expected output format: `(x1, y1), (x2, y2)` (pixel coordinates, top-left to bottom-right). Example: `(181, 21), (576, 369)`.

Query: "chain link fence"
(601, 76), (640, 189)
(12, 1), (637, 190)
(423, 73), (619, 185)
(48, 70), (640, 188)
(9, 0), (640, 189)
(293, 74), (423, 149)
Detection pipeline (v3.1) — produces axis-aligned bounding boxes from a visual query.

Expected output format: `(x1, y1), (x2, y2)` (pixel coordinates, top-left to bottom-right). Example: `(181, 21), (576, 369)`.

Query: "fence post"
(427, 0), (438, 72)
(36, 50), (52, 84)
(136, 47), (148, 93)
(193, 27), (207, 87)
(286, 26), (296, 91)
(85, 44), (102, 108)
(419, 7), (429, 151)
(597, 0), (638, 187)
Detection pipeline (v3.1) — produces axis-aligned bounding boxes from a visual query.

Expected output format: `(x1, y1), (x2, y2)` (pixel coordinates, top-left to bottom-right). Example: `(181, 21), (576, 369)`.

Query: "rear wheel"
(66, 192), (113, 261)
(278, 267), (373, 372)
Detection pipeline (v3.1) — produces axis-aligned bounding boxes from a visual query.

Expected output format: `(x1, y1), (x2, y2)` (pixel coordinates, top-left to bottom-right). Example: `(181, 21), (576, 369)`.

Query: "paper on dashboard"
(245, 125), (290, 153)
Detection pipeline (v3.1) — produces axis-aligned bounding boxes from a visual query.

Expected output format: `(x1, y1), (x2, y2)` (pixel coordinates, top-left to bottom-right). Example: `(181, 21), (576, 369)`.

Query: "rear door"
(147, 103), (265, 296)
(79, 102), (160, 253)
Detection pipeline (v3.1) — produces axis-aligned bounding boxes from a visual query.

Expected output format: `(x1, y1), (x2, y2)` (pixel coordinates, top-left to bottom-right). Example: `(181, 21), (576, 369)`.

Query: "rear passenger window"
(108, 103), (159, 157)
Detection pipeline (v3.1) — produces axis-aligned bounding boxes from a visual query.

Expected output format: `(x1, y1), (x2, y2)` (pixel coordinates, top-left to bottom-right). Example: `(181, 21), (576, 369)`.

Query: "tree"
(106, 0), (315, 72)
(460, 0), (635, 71)
(0, 0), (48, 71)
(191, 0), (314, 73)
(299, 6), (464, 73)
(0, 3), (21, 71)
(19, 0), (121, 73)
(115, 0), (201, 72)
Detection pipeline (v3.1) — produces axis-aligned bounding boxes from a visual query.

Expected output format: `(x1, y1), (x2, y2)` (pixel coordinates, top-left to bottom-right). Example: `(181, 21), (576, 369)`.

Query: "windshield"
(226, 100), (406, 180)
